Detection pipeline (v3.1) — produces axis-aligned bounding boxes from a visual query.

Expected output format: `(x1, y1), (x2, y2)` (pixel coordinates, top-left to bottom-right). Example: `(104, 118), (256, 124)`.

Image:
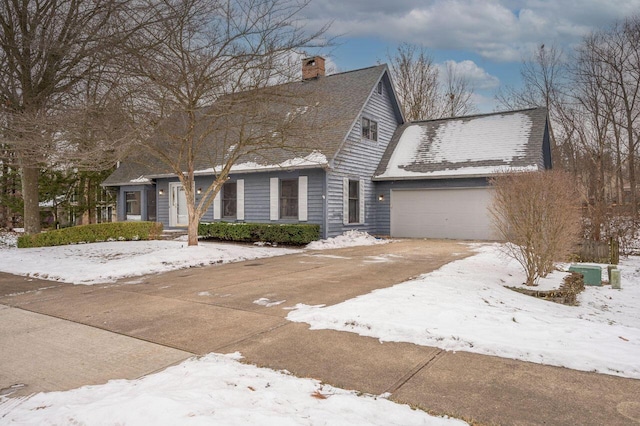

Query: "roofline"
(373, 164), (544, 181)
(372, 174), (493, 181)
(104, 163), (330, 185)
(408, 106), (546, 125)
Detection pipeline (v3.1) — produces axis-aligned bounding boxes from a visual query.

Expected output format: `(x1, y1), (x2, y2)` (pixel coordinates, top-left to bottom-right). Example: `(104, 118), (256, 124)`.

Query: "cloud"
(439, 60), (501, 90)
(301, 0), (640, 62)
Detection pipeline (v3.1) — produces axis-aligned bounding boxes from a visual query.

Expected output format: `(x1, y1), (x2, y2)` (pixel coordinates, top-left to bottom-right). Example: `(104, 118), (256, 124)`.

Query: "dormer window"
(362, 117), (378, 141)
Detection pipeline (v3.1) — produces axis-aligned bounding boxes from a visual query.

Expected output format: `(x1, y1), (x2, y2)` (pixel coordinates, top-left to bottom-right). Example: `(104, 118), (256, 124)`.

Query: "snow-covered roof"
(374, 107), (550, 180)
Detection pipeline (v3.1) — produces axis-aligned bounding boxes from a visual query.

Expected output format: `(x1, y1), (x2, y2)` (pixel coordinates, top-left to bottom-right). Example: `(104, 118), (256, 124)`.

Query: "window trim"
(362, 117), (378, 141)
(377, 80), (383, 95)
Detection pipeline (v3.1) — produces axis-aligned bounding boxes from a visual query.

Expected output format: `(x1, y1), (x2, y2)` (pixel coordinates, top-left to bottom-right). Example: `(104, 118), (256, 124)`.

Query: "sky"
(300, 0), (640, 112)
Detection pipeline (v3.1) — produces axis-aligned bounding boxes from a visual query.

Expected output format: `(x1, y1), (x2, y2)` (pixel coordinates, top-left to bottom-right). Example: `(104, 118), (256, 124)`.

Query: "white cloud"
(438, 60), (501, 90)
(302, 0), (640, 62)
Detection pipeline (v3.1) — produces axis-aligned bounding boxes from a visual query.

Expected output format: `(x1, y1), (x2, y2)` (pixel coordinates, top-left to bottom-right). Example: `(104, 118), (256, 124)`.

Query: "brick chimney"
(302, 56), (325, 80)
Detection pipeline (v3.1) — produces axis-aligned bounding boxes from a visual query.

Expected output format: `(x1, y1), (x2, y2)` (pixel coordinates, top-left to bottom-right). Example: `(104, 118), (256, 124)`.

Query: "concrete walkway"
(1, 240), (639, 425)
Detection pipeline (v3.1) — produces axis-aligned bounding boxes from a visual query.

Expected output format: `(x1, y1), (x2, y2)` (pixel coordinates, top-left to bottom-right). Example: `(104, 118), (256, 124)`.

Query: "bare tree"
(124, 0), (328, 246)
(387, 43), (441, 121)
(0, 0), (143, 234)
(387, 43), (476, 121)
(583, 17), (640, 216)
(489, 171), (582, 286)
(441, 61), (476, 117)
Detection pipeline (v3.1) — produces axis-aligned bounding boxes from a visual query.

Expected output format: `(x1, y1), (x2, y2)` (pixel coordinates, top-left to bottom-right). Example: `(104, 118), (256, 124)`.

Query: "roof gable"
(374, 107), (549, 180)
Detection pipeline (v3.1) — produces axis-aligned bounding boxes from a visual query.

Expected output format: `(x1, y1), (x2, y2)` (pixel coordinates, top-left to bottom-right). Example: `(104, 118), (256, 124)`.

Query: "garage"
(390, 187), (495, 240)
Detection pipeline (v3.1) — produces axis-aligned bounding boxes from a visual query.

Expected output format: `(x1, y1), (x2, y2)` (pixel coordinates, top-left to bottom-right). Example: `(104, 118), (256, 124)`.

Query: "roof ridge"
(408, 106), (545, 125)
(323, 63), (387, 78)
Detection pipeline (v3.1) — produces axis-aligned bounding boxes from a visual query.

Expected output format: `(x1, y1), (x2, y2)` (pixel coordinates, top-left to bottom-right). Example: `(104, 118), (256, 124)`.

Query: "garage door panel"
(390, 188), (494, 240)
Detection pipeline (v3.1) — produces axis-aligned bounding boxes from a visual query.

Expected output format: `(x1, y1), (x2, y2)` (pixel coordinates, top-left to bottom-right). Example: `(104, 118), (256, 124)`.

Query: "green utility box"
(569, 264), (602, 286)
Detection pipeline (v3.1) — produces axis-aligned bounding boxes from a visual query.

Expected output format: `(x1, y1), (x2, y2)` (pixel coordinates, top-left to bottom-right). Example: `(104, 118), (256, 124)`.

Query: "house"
(103, 57), (552, 240)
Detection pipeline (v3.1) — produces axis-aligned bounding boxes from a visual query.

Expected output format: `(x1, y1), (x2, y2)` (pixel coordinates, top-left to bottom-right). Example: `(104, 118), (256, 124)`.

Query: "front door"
(169, 183), (188, 227)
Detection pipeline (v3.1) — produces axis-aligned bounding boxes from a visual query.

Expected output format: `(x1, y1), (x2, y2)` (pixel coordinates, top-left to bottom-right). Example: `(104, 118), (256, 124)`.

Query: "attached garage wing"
(390, 188), (495, 240)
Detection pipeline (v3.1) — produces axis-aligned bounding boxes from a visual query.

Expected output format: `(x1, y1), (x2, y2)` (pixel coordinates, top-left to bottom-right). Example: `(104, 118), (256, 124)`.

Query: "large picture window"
(362, 117), (378, 141)
(222, 182), (237, 218)
(280, 179), (298, 219)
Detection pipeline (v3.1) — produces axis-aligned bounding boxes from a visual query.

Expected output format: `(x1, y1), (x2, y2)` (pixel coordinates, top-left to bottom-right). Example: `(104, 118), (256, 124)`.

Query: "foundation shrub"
(198, 222), (319, 245)
(17, 221), (163, 248)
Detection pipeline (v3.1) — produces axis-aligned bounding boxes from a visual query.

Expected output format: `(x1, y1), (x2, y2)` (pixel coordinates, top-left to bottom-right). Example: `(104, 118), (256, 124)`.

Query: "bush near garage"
(17, 222), (163, 248)
(198, 222), (319, 245)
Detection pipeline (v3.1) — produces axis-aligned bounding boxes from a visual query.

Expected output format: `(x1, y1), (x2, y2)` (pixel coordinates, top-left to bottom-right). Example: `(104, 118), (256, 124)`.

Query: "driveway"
(1, 239), (639, 425)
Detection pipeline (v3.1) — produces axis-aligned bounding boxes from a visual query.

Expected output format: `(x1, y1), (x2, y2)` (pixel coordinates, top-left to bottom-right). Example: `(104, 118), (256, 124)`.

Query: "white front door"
(170, 183), (188, 227)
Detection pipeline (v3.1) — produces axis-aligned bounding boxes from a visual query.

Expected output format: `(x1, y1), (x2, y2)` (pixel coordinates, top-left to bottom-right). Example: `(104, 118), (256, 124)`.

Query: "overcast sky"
(300, 0), (640, 112)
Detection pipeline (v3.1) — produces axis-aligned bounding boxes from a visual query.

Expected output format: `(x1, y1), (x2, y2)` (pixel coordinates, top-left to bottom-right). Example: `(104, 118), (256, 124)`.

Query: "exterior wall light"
(378, 194), (384, 201)
(197, 188), (202, 194)
(158, 189), (164, 195)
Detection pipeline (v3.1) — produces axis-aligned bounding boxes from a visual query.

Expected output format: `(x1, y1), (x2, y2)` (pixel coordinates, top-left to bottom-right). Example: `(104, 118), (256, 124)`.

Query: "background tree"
(123, 0), (328, 246)
(0, 0), (141, 234)
(388, 43), (476, 121)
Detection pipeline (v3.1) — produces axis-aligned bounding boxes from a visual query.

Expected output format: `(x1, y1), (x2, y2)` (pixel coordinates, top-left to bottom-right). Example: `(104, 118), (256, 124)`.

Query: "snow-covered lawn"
(0, 353), (463, 426)
(288, 244), (640, 379)
(0, 239), (300, 284)
(0, 230), (387, 285)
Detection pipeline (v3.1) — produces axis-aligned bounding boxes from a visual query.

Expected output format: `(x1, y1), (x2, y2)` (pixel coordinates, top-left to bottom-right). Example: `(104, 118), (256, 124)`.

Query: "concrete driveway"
(1, 239), (639, 425)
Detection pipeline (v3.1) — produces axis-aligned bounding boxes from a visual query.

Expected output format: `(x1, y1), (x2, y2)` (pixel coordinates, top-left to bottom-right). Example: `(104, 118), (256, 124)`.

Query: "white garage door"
(390, 188), (495, 240)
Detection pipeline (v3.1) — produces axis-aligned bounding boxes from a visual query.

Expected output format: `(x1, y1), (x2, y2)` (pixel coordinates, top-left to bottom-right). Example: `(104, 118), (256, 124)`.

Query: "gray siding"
(156, 169), (326, 236)
(326, 74), (402, 237)
(373, 178), (489, 236)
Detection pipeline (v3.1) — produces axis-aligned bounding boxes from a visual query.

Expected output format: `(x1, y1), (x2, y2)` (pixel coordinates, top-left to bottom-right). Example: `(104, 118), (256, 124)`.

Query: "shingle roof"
(374, 107), (549, 180)
(103, 64), (394, 186)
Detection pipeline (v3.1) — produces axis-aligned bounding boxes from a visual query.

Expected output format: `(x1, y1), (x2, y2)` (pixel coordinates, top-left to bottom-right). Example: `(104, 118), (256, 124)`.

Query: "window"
(222, 182), (237, 218)
(348, 180), (359, 223)
(377, 81), (383, 94)
(125, 191), (141, 215)
(362, 117), (378, 141)
(280, 179), (298, 219)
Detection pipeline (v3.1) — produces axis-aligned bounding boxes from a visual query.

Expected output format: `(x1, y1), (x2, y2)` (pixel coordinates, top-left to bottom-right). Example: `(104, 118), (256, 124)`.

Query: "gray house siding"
(373, 178), (490, 236)
(326, 74), (402, 237)
(156, 168), (326, 236)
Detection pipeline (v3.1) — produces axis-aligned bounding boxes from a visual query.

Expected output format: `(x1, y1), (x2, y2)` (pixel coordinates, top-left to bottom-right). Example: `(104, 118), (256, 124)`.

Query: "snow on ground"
(306, 230), (389, 250)
(0, 230), (387, 285)
(288, 244), (640, 379)
(0, 353), (463, 426)
(0, 231), (18, 248)
(0, 240), (299, 285)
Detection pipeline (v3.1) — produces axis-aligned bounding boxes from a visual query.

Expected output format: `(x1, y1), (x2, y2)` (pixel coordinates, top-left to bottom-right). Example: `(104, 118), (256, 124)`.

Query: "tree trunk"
(188, 214), (199, 246)
(21, 166), (40, 234)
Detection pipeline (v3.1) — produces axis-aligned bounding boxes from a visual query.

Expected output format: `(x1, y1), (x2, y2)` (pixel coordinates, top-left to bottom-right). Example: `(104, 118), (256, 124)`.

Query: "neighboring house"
(103, 57), (552, 240)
